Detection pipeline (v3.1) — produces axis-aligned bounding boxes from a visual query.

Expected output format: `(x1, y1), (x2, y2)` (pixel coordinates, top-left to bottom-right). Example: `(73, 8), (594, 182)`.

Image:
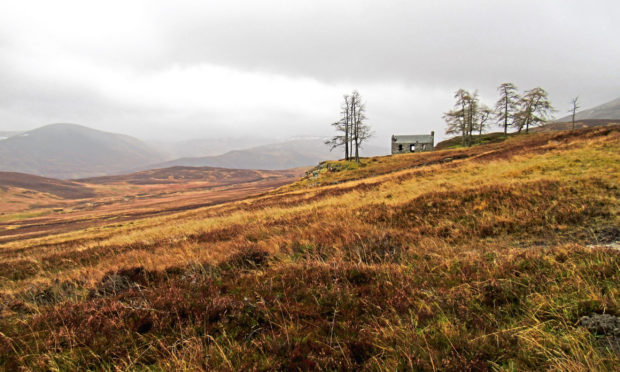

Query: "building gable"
(391, 131), (434, 154)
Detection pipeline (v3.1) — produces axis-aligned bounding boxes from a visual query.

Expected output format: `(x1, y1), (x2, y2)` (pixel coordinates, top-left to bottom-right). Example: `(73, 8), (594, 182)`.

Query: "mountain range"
(1, 96), (616, 179)
(146, 138), (386, 171)
(0, 123), (387, 179)
(0, 124), (165, 179)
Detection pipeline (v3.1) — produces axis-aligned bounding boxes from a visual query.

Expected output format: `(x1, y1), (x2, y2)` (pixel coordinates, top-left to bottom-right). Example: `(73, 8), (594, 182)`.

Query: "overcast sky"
(0, 0), (618, 144)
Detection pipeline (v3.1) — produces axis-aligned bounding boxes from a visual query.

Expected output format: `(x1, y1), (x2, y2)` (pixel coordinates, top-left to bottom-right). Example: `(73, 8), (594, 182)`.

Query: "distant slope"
(0, 123), (166, 179)
(536, 96), (620, 132)
(153, 137), (277, 159)
(147, 138), (386, 170)
(0, 130), (23, 139)
(556, 97), (620, 122)
(533, 118), (620, 132)
(0, 171), (94, 199)
(78, 166), (302, 186)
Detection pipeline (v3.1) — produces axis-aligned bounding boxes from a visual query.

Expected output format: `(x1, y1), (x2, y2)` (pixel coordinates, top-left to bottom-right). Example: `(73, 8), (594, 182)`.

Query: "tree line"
(326, 90), (372, 163)
(443, 83), (557, 146)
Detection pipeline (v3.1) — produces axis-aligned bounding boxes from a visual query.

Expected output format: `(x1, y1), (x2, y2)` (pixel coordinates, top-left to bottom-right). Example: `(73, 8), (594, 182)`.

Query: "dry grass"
(0, 126), (619, 370)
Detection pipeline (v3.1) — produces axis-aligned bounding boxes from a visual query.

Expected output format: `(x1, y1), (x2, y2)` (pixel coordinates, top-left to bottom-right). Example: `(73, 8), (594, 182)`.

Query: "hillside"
(0, 126), (618, 370)
(434, 132), (514, 150)
(0, 172), (95, 199)
(534, 118), (620, 132)
(0, 124), (166, 179)
(436, 97), (620, 147)
(0, 130), (22, 139)
(149, 138), (386, 170)
(556, 97), (620, 122)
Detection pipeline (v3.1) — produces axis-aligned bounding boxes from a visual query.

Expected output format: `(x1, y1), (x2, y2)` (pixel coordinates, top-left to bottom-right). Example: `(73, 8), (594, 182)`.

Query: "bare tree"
(514, 87), (554, 133)
(326, 90), (372, 163)
(569, 96), (580, 130)
(476, 104), (493, 144)
(444, 89), (479, 147)
(325, 94), (352, 160)
(343, 95), (351, 160)
(466, 91), (480, 147)
(350, 90), (372, 163)
(494, 82), (520, 137)
(443, 109), (464, 142)
(325, 119), (347, 157)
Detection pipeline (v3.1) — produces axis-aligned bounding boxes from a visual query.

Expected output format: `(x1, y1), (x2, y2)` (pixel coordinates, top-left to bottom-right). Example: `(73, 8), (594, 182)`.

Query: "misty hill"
(0, 171), (95, 199)
(0, 124), (166, 179)
(154, 136), (277, 159)
(531, 97), (620, 132)
(556, 97), (620, 122)
(0, 130), (22, 139)
(147, 138), (387, 170)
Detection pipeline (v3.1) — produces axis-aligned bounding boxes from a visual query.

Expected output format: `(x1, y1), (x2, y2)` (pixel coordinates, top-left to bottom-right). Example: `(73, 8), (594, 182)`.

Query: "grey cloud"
(0, 1), (618, 141)
(155, 2), (618, 87)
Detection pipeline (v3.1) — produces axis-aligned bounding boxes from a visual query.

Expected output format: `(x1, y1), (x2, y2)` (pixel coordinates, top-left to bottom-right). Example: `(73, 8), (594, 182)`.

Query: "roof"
(392, 134), (434, 143)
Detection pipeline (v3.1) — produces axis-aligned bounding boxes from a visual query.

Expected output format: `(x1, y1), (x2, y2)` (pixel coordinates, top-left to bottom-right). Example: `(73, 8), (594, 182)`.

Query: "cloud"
(0, 0), (618, 143)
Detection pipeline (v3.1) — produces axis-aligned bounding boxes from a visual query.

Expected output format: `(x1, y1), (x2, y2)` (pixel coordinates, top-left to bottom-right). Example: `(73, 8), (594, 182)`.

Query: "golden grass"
(0, 126), (619, 370)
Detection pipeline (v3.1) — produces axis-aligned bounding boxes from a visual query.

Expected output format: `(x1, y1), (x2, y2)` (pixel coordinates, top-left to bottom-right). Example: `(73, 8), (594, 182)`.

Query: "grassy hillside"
(0, 126), (618, 370)
(434, 132), (514, 150)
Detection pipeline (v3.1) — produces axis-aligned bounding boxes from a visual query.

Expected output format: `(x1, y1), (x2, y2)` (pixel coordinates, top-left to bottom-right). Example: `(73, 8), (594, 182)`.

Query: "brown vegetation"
(0, 167), (303, 243)
(0, 126), (618, 370)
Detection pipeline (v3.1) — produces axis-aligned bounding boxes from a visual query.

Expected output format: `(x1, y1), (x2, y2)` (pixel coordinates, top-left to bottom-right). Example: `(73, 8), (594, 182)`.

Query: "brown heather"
(0, 126), (619, 371)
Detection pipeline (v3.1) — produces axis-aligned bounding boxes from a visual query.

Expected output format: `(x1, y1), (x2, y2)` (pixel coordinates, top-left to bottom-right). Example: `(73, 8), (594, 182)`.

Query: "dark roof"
(392, 134), (434, 143)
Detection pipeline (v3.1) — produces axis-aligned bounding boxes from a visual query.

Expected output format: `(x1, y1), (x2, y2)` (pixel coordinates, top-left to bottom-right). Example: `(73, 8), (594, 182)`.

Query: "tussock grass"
(0, 126), (619, 370)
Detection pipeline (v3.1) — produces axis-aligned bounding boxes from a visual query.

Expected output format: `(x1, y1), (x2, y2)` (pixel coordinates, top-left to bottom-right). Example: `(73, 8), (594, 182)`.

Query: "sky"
(0, 0), (618, 145)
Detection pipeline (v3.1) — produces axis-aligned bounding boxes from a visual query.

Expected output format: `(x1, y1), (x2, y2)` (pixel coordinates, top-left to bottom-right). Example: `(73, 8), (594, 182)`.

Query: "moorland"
(0, 126), (618, 370)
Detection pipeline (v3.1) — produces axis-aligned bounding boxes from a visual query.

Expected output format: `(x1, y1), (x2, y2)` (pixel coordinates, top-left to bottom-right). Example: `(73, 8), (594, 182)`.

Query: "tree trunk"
(504, 94), (508, 137)
(469, 113), (473, 147)
(461, 102), (467, 147)
(344, 114), (349, 160)
(350, 98), (356, 162)
(525, 117), (529, 133)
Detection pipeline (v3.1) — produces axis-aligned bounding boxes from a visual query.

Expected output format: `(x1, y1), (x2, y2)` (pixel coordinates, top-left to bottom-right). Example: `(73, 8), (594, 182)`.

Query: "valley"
(0, 167), (304, 243)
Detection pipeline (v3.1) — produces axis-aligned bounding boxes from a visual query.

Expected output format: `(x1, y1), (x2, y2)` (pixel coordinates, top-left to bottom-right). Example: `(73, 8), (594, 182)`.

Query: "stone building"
(391, 131), (435, 154)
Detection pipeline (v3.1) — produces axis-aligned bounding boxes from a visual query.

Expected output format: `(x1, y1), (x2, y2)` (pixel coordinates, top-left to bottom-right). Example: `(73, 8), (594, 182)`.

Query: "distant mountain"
(0, 130), (23, 140)
(147, 138), (387, 170)
(531, 97), (620, 132)
(0, 124), (165, 179)
(556, 97), (620, 122)
(532, 119), (620, 133)
(153, 136), (277, 159)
